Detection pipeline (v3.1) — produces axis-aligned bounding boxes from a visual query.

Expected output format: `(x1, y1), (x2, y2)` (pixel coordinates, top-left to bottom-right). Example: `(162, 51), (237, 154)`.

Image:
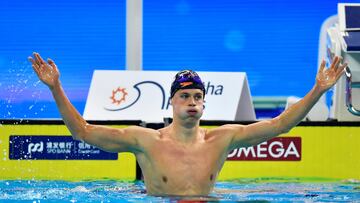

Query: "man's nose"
(188, 97), (196, 106)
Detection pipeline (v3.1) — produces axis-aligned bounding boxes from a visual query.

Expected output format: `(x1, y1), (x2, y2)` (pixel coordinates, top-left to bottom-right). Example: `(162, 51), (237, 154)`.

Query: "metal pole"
(126, 0), (143, 70)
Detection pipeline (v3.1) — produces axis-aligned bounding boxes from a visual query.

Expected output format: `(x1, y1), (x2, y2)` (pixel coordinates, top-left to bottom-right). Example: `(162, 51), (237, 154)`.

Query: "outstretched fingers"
(47, 58), (57, 69)
(332, 56), (343, 72)
(28, 56), (41, 75)
(335, 62), (347, 81)
(337, 62), (347, 74)
(48, 58), (60, 75)
(330, 56), (339, 70)
(28, 56), (36, 67)
(34, 52), (46, 65)
(318, 60), (326, 74)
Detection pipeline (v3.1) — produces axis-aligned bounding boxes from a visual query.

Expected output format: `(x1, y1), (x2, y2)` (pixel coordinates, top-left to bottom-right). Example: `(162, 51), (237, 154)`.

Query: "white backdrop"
(84, 70), (255, 122)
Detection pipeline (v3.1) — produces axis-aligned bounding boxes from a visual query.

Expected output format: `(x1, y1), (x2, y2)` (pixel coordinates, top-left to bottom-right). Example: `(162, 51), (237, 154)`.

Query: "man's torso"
(135, 126), (232, 196)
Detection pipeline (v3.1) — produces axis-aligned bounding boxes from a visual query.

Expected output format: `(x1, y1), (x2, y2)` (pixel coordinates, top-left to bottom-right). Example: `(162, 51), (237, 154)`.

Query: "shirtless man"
(28, 52), (346, 196)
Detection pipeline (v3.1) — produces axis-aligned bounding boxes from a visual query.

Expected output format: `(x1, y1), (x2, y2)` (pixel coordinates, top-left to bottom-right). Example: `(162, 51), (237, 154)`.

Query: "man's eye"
(195, 95), (203, 100)
(181, 94), (189, 98)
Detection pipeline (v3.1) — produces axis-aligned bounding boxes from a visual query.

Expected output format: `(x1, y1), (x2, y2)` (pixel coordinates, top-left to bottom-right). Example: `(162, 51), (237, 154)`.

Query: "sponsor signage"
(9, 135), (118, 160)
(83, 70), (255, 122)
(227, 137), (301, 161)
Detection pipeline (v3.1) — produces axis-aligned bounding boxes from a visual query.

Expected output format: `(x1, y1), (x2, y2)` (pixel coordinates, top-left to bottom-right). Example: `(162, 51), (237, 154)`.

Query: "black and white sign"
(84, 70), (256, 122)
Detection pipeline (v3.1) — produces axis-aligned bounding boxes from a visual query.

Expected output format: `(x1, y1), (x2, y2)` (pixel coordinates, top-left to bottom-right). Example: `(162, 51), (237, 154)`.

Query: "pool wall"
(0, 120), (138, 181)
(0, 120), (359, 181)
(214, 122), (360, 181)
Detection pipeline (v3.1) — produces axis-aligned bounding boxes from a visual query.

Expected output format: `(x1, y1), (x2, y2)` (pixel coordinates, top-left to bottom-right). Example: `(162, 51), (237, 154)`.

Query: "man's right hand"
(28, 52), (60, 89)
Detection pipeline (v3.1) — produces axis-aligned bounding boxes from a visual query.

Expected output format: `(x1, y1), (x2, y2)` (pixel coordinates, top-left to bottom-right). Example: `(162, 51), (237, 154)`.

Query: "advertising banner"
(83, 71), (255, 122)
(0, 123), (136, 180)
(9, 135), (118, 160)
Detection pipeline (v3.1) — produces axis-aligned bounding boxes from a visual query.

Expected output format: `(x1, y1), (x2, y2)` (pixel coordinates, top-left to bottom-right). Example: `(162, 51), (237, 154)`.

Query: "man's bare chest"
(147, 141), (227, 180)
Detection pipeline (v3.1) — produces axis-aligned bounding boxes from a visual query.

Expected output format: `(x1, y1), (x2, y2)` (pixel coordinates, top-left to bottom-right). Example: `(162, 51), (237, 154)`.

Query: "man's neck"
(170, 118), (202, 143)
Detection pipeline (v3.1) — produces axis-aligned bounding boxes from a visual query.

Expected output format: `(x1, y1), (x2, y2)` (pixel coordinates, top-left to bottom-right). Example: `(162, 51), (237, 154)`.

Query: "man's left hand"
(316, 56), (347, 92)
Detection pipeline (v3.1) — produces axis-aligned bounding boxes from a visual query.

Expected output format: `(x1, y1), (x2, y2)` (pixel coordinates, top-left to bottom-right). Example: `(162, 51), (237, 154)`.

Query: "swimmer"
(28, 52), (346, 196)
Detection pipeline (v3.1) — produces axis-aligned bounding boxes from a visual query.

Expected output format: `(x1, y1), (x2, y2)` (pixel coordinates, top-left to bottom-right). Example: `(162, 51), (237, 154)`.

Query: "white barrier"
(83, 71), (256, 122)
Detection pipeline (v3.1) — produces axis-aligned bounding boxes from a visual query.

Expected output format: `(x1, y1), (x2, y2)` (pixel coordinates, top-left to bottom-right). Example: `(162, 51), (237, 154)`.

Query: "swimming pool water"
(0, 179), (359, 202)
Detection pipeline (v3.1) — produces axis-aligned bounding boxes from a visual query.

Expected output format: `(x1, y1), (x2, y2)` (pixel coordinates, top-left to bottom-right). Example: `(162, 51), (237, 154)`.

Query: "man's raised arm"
(28, 52), (150, 153)
(226, 56), (347, 150)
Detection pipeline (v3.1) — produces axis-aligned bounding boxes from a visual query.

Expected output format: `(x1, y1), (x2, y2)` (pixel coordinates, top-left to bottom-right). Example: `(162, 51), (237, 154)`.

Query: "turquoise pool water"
(1, 179), (359, 202)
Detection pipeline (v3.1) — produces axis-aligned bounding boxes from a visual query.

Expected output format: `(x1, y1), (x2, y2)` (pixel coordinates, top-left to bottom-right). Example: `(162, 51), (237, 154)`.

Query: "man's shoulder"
(203, 125), (230, 139)
(125, 125), (161, 137)
(204, 124), (241, 133)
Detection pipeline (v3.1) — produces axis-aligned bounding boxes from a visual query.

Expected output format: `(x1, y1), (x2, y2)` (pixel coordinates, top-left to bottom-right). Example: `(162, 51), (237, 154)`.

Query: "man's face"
(171, 89), (204, 120)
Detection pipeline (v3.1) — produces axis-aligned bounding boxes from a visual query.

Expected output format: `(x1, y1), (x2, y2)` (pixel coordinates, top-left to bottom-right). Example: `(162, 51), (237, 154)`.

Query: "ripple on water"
(0, 180), (360, 201)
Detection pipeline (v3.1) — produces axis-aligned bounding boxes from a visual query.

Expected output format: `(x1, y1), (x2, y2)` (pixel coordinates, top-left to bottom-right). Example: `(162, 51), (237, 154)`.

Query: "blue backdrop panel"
(1, 0), (359, 118)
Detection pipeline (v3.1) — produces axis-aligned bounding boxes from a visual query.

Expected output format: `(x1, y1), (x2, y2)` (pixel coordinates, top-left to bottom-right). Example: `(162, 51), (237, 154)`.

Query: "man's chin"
(185, 113), (202, 121)
(182, 117), (200, 128)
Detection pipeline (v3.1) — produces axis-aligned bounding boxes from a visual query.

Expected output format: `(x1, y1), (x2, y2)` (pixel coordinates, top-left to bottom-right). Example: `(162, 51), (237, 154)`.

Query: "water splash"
(33, 80), (41, 87)
(0, 180), (359, 201)
(1, 60), (46, 119)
